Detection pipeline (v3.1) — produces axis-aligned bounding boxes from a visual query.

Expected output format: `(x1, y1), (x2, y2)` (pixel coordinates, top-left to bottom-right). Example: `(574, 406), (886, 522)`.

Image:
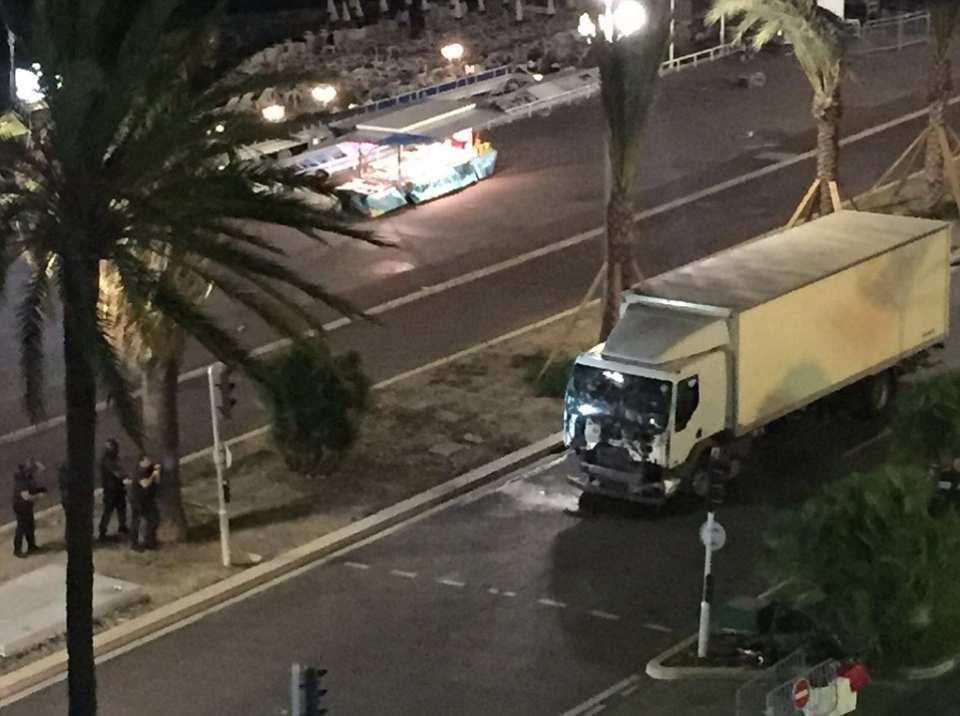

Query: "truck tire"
(859, 370), (897, 417)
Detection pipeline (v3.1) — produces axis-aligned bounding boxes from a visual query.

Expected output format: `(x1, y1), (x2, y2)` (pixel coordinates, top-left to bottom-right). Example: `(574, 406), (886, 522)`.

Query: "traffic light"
(216, 366), (237, 420)
(302, 666), (328, 716)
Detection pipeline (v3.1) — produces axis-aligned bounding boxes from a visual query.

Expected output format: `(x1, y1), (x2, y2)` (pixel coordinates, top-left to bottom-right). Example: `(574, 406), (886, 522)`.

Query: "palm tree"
(99, 255), (210, 542)
(708, 0), (850, 217)
(0, 2), (381, 713)
(585, 0), (672, 340)
(924, 0), (960, 188)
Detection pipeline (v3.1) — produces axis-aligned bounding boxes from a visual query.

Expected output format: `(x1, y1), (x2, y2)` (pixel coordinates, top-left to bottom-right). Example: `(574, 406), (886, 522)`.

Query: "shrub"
(889, 370), (960, 467)
(510, 350), (575, 399)
(260, 345), (371, 476)
(763, 464), (960, 669)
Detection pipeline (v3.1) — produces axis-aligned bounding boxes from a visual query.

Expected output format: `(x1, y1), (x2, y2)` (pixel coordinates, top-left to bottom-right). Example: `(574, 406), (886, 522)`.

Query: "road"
(0, 43), (956, 523)
(0, 332), (922, 715)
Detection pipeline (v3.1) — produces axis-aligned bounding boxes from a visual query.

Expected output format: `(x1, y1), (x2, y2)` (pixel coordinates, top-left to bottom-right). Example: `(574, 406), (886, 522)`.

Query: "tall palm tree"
(924, 0), (960, 187)
(708, 0), (850, 216)
(587, 0), (672, 340)
(99, 254), (210, 542)
(0, 2), (381, 713)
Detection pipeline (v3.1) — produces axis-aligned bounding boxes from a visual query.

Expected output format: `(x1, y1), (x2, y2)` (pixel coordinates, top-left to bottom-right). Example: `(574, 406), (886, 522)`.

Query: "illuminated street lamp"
(440, 42), (465, 61)
(311, 84), (337, 104)
(578, 0), (646, 42)
(261, 104), (286, 122)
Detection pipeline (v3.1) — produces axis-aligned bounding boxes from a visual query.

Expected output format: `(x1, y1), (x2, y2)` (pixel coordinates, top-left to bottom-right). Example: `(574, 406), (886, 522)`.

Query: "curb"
(0, 433), (564, 704)
(645, 634), (755, 681)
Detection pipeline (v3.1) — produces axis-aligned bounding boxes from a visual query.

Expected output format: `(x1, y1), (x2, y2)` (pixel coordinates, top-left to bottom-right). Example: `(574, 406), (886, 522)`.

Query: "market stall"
(295, 99), (501, 218)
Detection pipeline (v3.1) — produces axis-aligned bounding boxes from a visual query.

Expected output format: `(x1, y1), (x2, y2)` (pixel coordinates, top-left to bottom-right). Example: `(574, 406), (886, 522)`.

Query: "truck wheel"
(860, 370), (897, 417)
(578, 492), (601, 515)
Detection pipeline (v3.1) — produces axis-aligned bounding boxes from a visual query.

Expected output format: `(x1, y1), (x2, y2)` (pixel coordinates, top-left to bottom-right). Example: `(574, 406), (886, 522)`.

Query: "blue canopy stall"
(294, 99), (501, 218)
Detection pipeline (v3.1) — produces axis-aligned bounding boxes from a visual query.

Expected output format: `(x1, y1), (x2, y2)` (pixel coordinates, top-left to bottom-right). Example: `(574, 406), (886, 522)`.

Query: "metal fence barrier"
(851, 10), (931, 53)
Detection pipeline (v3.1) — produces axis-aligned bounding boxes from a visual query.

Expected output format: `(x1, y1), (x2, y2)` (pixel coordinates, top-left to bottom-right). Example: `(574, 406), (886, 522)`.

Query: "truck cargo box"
(639, 211), (950, 434)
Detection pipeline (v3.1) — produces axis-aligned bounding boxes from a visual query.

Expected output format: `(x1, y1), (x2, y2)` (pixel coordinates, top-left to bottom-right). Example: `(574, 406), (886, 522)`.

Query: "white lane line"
(389, 570), (418, 579)
(0, 96), (948, 451)
(643, 623), (673, 634)
(438, 578), (466, 588)
(558, 675), (640, 716)
(488, 587), (501, 594)
(582, 705), (606, 716)
(502, 590), (517, 597)
(842, 428), (893, 459)
(590, 610), (621, 621)
(344, 561), (370, 570)
(538, 598), (567, 609)
(620, 684), (639, 698)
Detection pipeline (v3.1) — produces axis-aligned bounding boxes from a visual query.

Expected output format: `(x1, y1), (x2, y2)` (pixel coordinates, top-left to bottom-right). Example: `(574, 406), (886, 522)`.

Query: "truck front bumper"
(567, 466), (682, 506)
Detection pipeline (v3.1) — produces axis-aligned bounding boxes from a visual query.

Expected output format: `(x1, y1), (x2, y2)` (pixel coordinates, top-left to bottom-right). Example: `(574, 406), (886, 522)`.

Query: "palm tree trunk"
(61, 256), (100, 716)
(600, 185), (639, 341)
(813, 88), (841, 216)
(142, 358), (188, 542)
(925, 52), (952, 187)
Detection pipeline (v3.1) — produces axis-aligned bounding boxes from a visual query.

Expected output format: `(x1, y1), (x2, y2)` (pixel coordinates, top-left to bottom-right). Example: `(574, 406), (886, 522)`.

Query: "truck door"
(668, 352), (728, 469)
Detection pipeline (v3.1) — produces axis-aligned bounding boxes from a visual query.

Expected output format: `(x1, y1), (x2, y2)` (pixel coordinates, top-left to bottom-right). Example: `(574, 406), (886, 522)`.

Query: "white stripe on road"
(590, 610), (621, 621)
(389, 570), (418, 579)
(842, 428), (893, 459)
(538, 598), (567, 609)
(558, 675), (640, 716)
(582, 705), (606, 716)
(620, 683), (639, 698)
(344, 561), (370, 570)
(438, 578), (466, 588)
(0, 94), (952, 451)
(642, 623), (674, 633)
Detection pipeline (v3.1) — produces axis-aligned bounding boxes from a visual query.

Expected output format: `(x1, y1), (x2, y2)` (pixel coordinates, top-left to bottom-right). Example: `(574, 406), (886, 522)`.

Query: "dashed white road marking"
(842, 428), (893, 459)
(558, 675), (640, 716)
(582, 705), (606, 716)
(502, 590), (517, 597)
(488, 587), (502, 594)
(344, 561), (370, 570)
(438, 578), (466, 588)
(643, 623), (673, 633)
(538, 598), (568, 609)
(620, 683), (639, 698)
(590, 610), (621, 621)
(389, 570), (418, 579)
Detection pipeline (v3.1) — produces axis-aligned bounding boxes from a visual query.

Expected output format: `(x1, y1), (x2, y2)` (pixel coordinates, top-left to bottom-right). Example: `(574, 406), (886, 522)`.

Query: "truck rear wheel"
(859, 370), (897, 417)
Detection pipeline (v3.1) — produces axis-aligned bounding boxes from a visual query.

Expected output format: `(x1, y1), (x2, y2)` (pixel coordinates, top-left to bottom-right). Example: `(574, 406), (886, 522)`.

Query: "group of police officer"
(11, 438), (162, 558)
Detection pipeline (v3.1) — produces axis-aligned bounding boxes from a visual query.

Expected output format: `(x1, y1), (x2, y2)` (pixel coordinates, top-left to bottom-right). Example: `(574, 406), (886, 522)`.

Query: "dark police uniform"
(98, 443), (128, 538)
(12, 464), (44, 557)
(130, 465), (160, 550)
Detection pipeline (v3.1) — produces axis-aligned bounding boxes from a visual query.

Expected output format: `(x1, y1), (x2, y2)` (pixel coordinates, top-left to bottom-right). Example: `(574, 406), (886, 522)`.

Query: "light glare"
(261, 104), (286, 122)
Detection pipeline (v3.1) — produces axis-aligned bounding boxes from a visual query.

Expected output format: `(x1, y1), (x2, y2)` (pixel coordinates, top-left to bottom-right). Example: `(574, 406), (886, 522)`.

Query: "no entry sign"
(792, 678), (811, 709)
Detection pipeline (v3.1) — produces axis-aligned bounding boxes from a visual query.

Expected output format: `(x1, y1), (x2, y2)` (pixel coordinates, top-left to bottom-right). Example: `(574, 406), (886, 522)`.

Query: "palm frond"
(93, 306), (144, 447)
(930, 0), (960, 56)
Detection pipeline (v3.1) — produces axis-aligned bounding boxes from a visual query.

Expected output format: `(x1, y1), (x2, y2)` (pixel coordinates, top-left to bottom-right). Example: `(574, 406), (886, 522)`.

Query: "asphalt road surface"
(0, 362), (915, 716)
(0, 44), (957, 523)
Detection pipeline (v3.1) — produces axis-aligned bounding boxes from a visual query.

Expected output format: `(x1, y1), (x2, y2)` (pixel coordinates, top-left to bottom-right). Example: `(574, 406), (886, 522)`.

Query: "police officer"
(98, 438), (129, 540)
(12, 459), (46, 558)
(130, 457), (161, 551)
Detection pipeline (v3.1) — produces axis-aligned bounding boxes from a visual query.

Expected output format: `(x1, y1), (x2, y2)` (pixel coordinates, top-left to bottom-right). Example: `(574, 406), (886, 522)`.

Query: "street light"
(440, 42), (465, 61)
(311, 84), (337, 104)
(578, 0), (646, 42)
(261, 104), (286, 122)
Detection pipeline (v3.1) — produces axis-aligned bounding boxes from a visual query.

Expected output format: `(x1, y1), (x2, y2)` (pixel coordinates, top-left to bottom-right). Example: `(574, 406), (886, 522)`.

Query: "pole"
(668, 0), (675, 64)
(719, 13), (725, 45)
(291, 663), (302, 716)
(207, 365), (231, 567)
(697, 509), (715, 658)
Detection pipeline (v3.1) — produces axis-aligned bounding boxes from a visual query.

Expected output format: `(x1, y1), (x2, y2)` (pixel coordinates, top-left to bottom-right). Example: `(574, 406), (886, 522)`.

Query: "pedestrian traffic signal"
(216, 366), (237, 420)
(302, 666), (328, 716)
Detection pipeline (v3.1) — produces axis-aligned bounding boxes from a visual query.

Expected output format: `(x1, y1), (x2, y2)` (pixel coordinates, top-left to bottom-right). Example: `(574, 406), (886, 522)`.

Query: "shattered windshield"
(565, 364), (672, 434)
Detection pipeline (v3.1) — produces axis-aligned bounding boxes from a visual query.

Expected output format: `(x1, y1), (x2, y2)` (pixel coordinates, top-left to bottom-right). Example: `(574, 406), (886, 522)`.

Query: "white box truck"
(564, 211), (951, 507)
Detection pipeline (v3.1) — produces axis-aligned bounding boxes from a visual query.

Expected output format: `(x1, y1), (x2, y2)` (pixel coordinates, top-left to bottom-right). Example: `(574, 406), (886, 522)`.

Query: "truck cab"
(564, 296), (732, 504)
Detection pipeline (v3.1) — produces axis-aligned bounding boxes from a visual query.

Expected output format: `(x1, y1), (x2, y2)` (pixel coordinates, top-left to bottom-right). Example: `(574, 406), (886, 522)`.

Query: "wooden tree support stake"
(536, 261), (605, 381)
